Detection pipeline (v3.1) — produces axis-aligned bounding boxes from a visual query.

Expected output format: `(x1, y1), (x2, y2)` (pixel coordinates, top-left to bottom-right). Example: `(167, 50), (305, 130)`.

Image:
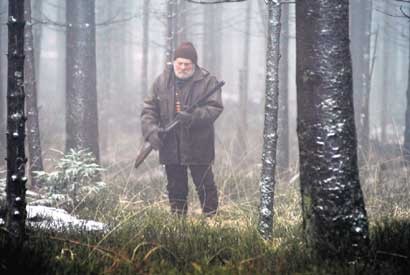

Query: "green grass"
(1, 208), (409, 274)
(1, 146), (410, 274)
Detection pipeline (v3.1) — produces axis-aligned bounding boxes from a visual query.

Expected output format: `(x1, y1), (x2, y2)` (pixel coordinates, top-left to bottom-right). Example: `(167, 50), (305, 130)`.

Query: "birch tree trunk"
(65, 0), (100, 163)
(24, 0), (44, 188)
(258, 0), (281, 240)
(296, 0), (369, 258)
(6, 0), (27, 244)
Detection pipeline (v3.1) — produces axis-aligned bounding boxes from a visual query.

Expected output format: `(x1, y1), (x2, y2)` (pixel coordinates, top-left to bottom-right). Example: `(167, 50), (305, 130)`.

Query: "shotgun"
(135, 80), (225, 169)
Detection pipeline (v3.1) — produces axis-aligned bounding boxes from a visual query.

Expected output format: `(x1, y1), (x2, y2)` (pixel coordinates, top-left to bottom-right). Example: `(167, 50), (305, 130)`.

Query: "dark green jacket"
(141, 66), (223, 165)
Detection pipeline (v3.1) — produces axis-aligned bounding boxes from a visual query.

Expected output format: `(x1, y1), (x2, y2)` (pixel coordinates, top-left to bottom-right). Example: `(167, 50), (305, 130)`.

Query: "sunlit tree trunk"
(296, 0), (369, 258)
(258, 0), (281, 240)
(6, 0), (27, 244)
(24, 0), (44, 188)
(65, 0), (100, 162)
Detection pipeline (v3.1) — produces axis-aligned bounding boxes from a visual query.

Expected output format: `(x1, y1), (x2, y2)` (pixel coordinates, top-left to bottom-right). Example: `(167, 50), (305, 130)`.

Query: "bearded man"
(141, 42), (223, 216)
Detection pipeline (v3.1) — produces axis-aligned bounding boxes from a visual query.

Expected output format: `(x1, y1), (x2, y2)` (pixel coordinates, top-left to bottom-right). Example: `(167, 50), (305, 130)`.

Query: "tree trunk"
(403, 21), (410, 161)
(24, 0), (44, 188)
(350, 0), (372, 162)
(0, 0), (7, 161)
(65, 0), (100, 162)
(6, 0), (27, 244)
(258, 0), (281, 240)
(177, 0), (187, 44)
(32, 0), (42, 87)
(380, 4), (389, 145)
(278, 2), (290, 174)
(296, 0), (369, 259)
(141, 0), (150, 99)
(236, 0), (251, 160)
(166, 0), (177, 64)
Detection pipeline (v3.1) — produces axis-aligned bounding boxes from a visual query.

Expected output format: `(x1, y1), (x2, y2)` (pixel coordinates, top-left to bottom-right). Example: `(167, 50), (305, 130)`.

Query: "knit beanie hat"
(174, 42), (198, 64)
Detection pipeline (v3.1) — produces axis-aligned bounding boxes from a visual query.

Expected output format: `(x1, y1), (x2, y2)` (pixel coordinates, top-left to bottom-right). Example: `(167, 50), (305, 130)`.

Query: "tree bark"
(258, 0), (281, 240)
(278, 2), (290, 174)
(141, 0), (150, 99)
(24, 0), (44, 188)
(166, 0), (177, 64)
(236, 0), (251, 160)
(0, 0), (7, 161)
(296, 0), (369, 259)
(6, 0), (27, 244)
(65, 0), (100, 162)
(350, 0), (372, 162)
(404, 20), (410, 161)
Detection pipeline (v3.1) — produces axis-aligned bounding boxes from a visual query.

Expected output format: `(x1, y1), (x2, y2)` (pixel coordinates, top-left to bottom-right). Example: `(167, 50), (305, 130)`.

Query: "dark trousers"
(165, 164), (218, 216)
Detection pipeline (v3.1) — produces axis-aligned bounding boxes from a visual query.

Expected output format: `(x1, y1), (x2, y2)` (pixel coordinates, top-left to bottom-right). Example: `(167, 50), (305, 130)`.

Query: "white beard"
(174, 66), (195, 80)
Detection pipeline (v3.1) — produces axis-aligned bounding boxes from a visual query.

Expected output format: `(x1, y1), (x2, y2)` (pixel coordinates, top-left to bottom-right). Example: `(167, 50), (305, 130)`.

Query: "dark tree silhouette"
(24, 0), (44, 188)
(296, 0), (369, 258)
(6, 0), (27, 244)
(0, 0), (7, 161)
(65, 0), (100, 162)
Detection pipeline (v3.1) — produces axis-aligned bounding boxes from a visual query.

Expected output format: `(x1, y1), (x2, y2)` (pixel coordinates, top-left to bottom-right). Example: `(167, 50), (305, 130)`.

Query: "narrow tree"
(296, 0), (369, 258)
(236, 0), (251, 160)
(6, 0), (27, 243)
(141, 0), (150, 99)
(166, 0), (177, 63)
(24, 0), (44, 188)
(0, 0), (7, 160)
(65, 0), (100, 162)
(258, 0), (281, 240)
(350, 0), (372, 161)
(404, 11), (410, 161)
(278, 2), (290, 173)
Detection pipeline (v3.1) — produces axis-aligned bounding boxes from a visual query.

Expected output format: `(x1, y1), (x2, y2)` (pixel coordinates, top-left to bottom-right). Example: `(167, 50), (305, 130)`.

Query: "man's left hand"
(176, 111), (193, 127)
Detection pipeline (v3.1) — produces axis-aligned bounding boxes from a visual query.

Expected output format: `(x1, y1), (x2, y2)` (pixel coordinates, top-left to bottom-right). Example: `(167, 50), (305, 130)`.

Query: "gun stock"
(134, 141), (153, 169)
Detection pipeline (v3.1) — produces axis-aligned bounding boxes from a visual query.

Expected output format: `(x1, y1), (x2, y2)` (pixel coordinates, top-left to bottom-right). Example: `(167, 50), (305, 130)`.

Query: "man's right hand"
(148, 130), (163, 150)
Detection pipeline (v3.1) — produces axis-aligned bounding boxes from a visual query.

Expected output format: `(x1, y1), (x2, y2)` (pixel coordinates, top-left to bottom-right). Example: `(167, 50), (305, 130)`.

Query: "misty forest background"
(0, 0), (410, 274)
(1, 0), (409, 173)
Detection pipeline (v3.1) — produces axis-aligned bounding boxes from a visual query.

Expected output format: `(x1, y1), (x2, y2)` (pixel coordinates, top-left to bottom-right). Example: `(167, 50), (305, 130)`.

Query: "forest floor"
(1, 147), (410, 274)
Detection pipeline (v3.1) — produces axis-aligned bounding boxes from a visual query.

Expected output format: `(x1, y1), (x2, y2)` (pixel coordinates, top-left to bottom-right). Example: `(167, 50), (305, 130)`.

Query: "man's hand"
(148, 130), (163, 150)
(176, 111), (193, 127)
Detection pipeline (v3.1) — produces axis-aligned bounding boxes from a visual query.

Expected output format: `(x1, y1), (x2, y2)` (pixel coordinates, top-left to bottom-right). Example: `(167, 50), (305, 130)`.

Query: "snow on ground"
(26, 205), (107, 232)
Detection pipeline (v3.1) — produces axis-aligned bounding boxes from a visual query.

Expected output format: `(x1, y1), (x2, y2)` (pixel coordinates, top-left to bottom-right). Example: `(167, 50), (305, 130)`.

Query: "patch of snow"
(27, 205), (107, 232)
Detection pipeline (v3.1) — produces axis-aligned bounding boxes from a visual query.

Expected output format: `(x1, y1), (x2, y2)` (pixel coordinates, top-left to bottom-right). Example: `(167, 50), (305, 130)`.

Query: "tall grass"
(1, 136), (410, 274)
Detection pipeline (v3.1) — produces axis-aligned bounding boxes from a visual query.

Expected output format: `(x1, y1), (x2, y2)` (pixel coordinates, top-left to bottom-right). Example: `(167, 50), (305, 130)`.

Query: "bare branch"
(399, 5), (410, 18)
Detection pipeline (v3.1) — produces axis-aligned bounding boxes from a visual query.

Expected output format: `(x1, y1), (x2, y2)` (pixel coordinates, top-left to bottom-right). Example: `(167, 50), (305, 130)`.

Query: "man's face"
(173, 58), (194, 79)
